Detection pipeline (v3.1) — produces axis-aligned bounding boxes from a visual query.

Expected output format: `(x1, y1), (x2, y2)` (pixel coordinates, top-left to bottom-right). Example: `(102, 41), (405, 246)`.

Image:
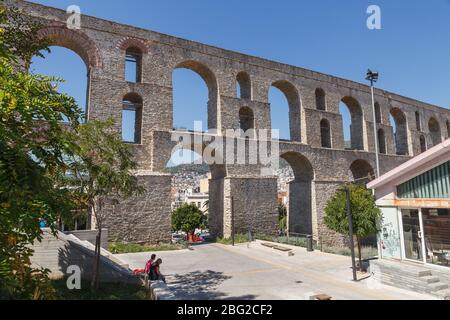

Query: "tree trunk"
(90, 202), (102, 291)
(91, 232), (99, 291)
(357, 236), (363, 272)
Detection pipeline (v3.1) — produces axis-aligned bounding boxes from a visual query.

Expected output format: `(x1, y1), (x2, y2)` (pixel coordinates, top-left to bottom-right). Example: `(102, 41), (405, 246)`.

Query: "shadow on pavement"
(167, 270), (257, 300)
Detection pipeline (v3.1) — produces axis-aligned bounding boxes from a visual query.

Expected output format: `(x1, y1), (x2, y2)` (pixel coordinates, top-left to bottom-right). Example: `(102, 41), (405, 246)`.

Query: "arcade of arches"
(19, 0), (450, 247)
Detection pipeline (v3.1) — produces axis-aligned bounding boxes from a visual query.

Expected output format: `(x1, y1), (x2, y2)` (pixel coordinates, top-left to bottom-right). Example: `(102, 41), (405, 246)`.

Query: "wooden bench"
(261, 242), (292, 252)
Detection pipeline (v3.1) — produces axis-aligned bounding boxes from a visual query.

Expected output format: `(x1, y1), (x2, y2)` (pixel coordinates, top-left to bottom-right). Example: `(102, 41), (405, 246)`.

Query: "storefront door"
(401, 209), (425, 262)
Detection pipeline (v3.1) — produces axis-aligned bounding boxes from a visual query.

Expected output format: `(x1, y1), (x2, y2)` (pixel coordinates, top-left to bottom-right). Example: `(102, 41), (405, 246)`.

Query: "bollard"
(306, 235), (314, 252)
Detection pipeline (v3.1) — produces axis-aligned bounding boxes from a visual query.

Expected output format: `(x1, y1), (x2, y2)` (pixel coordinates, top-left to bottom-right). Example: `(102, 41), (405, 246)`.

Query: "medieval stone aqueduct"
(11, 0), (450, 245)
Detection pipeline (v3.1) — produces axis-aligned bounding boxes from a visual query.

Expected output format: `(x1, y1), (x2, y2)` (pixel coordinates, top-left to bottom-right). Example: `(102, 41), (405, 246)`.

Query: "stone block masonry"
(8, 0), (450, 247)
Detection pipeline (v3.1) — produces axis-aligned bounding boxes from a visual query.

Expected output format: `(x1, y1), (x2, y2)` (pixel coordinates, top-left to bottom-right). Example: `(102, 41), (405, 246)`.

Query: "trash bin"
(306, 235), (314, 252)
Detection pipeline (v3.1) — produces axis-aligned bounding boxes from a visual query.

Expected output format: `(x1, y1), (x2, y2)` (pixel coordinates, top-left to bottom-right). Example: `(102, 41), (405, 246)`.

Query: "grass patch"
(108, 242), (187, 254)
(216, 233), (250, 245)
(52, 280), (151, 300)
(320, 246), (378, 260)
(254, 234), (378, 259)
(256, 234), (307, 247)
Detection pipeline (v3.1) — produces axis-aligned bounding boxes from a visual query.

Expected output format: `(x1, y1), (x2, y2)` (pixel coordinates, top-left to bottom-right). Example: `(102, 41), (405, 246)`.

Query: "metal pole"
(286, 203), (290, 243)
(370, 82), (381, 178)
(231, 196), (235, 246)
(346, 187), (358, 282)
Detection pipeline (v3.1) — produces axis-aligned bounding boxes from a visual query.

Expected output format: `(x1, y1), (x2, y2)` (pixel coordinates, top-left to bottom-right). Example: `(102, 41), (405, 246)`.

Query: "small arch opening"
(239, 107), (255, 132)
(320, 119), (331, 148)
(236, 72), (251, 100)
(420, 135), (427, 153)
(125, 47), (142, 83)
(122, 93), (143, 144)
(315, 88), (326, 111)
(375, 102), (382, 124)
(378, 129), (386, 154)
(415, 111), (421, 131)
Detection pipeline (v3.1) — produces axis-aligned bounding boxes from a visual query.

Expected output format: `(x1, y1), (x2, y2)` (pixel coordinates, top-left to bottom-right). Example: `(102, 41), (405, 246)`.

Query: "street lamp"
(366, 69), (381, 178)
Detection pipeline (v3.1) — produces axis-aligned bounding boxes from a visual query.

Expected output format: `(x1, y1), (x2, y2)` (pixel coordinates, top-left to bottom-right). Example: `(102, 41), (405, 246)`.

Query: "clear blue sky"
(29, 0), (450, 148)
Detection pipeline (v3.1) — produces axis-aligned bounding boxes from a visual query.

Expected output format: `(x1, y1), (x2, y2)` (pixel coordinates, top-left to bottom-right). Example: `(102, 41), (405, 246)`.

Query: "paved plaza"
(116, 241), (436, 300)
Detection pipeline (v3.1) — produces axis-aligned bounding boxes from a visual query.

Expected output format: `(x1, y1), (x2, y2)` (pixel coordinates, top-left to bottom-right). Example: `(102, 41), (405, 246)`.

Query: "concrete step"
(429, 282), (449, 292)
(435, 288), (450, 300)
(419, 275), (440, 284)
(418, 270), (432, 277)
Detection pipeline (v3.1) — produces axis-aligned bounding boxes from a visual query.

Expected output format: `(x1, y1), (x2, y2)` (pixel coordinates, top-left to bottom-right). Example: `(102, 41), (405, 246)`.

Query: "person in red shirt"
(144, 254), (156, 275)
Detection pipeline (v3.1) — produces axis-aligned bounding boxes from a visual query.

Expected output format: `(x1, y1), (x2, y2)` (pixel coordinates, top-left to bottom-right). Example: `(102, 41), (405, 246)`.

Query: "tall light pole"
(366, 69), (380, 178)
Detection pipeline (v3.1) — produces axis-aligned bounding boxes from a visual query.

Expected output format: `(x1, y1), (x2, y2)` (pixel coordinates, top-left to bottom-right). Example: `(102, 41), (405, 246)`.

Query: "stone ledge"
(150, 281), (177, 300)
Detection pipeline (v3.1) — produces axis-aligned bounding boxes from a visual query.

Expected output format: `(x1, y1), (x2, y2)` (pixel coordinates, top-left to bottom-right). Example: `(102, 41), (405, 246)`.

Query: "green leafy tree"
(278, 203), (287, 232)
(324, 184), (381, 270)
(65, 119), (144, 290)
(171, 204), (207, 235)
(0, 4), (81, 299)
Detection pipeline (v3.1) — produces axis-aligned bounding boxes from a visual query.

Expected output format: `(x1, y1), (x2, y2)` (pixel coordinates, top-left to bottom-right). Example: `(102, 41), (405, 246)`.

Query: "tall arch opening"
(278, 152), (314, 235)
(315, 88), (326, 111)
(350, 160), (375, 185)
(30, 46), (88, 121)
(320, 119), (331, 148)
(122, 93), (143, 144)
(173, 61), (219, 132)
(389, 108), (408, 155)
(236, 71), (251, 100)
(415, 111), (422, 131)
(340, 97), (364, 150)
(428, 117), (441, 147)
(30, 44), (89, 231)
(378, 129), (386, 154)
(269, 81), (301, 141)
(166, 147), (226, 238)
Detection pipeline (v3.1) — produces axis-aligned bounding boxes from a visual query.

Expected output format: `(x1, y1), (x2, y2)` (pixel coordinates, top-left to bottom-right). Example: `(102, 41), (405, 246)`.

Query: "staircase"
(31, 229), (138, 284)
(371, 259), (450, 300)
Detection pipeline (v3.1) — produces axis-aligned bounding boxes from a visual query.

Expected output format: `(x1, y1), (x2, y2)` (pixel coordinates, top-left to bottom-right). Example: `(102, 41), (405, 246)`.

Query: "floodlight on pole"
(366, 69), (381, 178)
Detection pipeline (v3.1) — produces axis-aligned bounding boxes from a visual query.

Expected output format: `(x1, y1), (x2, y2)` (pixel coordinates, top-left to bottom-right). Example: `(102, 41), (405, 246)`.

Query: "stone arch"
(166, 144), (226, 237)
(428, 117), (442, 147)
(280, 151), (314, 235)
(117, 37), (149, 54)
(174, 60), (219, 130)
(390, 108), (409, 155)
(315, 88), (326, 111)
(236, 71), (252, 100)
(340, 96), (364, 150)
(350, 159), (375, 185)
(378, 129), (386, 154)
(271, 80), (301, 142)
(38, 25), (102, 68)
(420, 135), (427, 153)
(239, 106), (254, 132)
(122, 92), (143, 144)
(119, 40), (145, 83)
(320, 119), (331, 148)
